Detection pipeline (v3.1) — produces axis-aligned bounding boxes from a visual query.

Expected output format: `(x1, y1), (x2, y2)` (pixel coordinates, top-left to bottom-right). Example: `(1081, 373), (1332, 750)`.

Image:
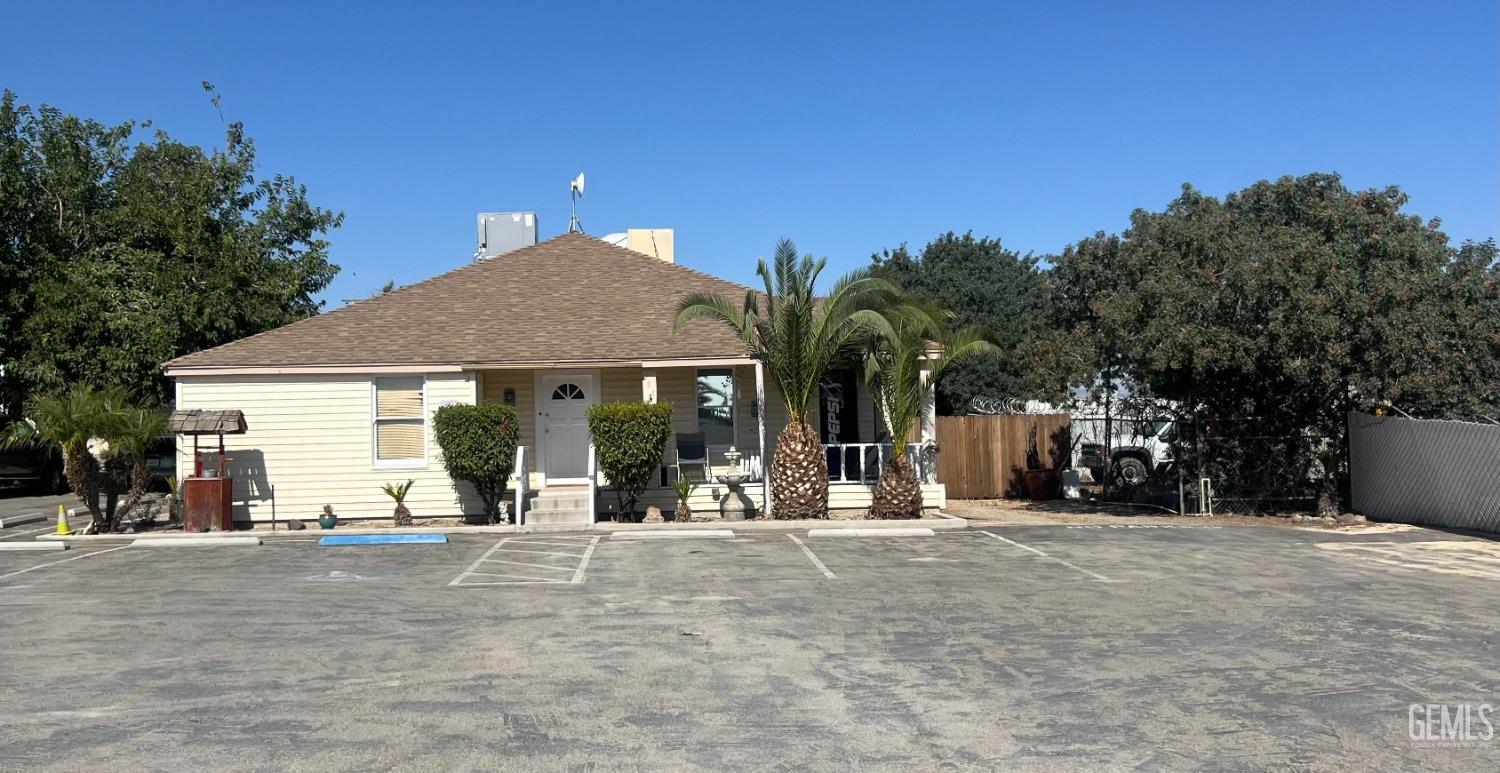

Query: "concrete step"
(525, 508), (590, 526)
(530, 494), (591, 511)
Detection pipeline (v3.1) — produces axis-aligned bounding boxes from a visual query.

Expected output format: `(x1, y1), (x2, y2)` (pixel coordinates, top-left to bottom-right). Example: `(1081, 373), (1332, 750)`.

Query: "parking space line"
(508, 539), (594, 548)
(0, 545), (132, 583)
(978, 531), (1114, 583)
(0, 523), (60, 540)
(497, 547), (588, 558)
(571, 536), (601, 583)
(481, 558), (576, 572)
(787, 534), (837, 579)
(465, 569), (569, 582)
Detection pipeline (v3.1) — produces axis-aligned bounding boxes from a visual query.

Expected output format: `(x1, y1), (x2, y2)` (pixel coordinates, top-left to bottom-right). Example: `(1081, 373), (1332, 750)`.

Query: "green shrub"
(433, 403), (520, 524)
(587, 401), (673, 519)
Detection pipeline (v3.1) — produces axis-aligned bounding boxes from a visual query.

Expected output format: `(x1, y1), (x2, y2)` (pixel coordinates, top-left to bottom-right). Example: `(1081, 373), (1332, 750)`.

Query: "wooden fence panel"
(935, 414), (1071, 499)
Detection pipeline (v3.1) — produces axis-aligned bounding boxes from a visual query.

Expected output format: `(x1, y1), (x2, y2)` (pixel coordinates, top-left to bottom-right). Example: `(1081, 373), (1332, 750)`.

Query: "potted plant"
(671, 477), (694, 523)
(318, 504), (338, 530)
(1022, 424), (1060, 500)
(382, 479), (415, 527)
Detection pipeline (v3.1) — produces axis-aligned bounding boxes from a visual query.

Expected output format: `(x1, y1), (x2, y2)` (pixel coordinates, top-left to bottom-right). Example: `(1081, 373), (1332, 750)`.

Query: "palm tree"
(676, 238), (897, 519)
(382, 479), (415, 526)
(2, 385), (165, 533)
(863, 304), (996, 519)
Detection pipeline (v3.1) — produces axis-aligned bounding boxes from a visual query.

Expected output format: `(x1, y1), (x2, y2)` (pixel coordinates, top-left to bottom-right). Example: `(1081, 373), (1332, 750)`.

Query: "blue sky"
(4, 1), (1496, 304)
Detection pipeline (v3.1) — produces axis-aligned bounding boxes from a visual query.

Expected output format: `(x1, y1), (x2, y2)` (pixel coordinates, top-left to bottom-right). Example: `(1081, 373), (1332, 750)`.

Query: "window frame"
(371, 376), (428, 469)
(695, 367), (737, 451)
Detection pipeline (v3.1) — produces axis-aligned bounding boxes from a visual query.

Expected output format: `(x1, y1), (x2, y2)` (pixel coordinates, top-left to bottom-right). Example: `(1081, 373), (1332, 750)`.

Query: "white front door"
(539, 373), (596, 482)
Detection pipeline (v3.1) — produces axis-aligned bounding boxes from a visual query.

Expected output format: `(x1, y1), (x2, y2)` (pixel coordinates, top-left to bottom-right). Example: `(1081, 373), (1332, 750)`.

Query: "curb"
(611, 530), (736, 540)
(0, 513), (48, 529)
(0, 542), (68, 551)
(132, 536), (263, 547)
(807, 527), (935, 537)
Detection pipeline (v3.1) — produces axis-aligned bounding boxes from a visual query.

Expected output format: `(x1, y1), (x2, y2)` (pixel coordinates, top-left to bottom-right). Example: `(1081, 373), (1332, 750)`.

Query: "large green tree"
(0, 89), (342, 409)
(871, 232), (1059, 413)
(1049, 173), (1500, 505)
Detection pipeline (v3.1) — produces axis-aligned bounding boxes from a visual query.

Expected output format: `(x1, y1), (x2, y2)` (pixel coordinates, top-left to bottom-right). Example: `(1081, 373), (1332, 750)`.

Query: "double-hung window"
(373, 376), (426, 466)
(696, 368), (736, 449)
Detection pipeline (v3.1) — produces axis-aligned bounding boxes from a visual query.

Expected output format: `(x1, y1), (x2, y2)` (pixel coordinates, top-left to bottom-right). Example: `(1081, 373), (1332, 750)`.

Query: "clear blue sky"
(5, 1), (1496, 304)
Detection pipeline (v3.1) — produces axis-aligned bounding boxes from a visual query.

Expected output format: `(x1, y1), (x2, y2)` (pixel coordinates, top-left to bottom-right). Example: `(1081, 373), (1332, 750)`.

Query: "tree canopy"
(0, 89), (342, 409)
(871, 232), (1057, 413)
(1049, 173), (1500, 442)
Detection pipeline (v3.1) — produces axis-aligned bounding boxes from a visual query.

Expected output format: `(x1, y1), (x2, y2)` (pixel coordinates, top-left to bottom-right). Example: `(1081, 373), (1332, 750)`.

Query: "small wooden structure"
(167, 409), (247, 532)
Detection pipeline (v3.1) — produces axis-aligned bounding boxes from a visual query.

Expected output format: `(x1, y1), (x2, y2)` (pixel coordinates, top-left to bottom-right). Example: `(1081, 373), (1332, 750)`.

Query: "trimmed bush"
(587, 401), (673, 520)
(433, 403), (520, 524)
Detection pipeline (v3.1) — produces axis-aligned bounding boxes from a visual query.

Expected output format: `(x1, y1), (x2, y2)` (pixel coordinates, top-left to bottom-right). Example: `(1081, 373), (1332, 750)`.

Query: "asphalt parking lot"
(1, 523), (1497, 771)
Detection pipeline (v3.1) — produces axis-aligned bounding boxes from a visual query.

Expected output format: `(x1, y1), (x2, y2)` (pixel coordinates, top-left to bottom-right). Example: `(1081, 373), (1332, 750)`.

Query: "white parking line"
(0, 523), (61, 540)
(787, 534), (836, 579)
(0, 545), (132, 583)
(979, 531), (1114, 583)
(449, 535), (602, 587)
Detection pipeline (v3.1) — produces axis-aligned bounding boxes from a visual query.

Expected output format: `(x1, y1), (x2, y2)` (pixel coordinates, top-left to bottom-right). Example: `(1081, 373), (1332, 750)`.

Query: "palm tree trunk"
(870, 452), (923, 519)
(770, 419), (828, 519)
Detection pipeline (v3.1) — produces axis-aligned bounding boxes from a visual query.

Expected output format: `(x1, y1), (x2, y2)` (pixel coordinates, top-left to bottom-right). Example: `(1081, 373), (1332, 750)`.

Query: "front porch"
(474, 361), (944, 524)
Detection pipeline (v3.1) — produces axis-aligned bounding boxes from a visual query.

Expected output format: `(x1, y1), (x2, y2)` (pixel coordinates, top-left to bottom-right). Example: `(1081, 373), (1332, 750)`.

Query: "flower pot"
(317, 515), (338, 529)
(1023, 469), (1060, 500)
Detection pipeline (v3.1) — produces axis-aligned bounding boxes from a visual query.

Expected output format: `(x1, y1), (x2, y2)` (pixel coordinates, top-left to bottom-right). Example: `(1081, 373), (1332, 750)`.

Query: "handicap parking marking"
(977, 531), (1116, 583)
(1316, 540), (1500, 581)
(448, 535), (601, 587)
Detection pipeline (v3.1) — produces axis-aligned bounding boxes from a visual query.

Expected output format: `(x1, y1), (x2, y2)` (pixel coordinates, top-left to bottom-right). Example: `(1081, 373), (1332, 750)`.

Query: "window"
(373, 376), (425, 465)
(550, 383), (586, 400)
(696, 368), (735, 448)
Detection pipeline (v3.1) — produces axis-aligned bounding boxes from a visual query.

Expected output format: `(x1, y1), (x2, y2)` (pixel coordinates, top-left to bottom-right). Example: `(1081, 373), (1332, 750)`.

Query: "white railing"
(824, 441), (938, 485)
(512, 445), (528, 525)
(587, 442), (598, 525)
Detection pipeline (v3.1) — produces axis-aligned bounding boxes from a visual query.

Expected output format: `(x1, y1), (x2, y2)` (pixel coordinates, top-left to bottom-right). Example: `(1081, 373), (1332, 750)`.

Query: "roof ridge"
(559, 232), (758, 295)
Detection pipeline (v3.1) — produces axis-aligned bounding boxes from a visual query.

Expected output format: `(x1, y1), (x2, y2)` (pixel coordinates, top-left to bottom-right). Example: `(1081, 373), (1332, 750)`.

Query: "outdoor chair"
(674, 432), (713, 482)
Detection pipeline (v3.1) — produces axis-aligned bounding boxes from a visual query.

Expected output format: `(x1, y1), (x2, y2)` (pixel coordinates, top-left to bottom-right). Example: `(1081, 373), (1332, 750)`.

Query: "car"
(0, 417), (68, 493)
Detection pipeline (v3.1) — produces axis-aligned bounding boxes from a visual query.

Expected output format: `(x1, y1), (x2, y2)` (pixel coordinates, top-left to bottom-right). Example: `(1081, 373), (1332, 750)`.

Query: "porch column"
(641, 369), (657, 404)
(756, 360), (770, 519)
(919, 359), (936, 442)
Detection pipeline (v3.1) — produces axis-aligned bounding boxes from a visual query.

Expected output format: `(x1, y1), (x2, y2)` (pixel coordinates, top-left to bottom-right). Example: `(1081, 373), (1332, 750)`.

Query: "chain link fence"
(1349, 411), (1500, 533)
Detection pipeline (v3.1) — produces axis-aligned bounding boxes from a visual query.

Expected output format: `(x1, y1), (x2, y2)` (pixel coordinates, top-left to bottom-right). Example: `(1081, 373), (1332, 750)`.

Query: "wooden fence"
(934, 414), (1072, 499)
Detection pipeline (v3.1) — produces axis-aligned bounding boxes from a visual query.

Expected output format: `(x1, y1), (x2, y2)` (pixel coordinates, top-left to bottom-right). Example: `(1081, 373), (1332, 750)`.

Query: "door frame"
(534, 369), (602, 486)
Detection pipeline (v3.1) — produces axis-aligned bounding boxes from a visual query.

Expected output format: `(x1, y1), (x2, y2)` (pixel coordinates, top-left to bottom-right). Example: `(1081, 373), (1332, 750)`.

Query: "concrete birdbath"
(715, 446), (754, 521)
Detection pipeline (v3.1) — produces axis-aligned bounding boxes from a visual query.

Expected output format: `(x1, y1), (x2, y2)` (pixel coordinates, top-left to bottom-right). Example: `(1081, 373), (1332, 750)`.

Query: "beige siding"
(175, 372), (481, 522)
(479, 370), (536, 447)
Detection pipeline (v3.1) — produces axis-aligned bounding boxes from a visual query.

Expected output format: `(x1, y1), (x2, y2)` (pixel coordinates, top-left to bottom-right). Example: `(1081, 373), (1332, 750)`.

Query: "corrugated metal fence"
(1349, 411), (1500, 534)
(935, 414), (1071, 499)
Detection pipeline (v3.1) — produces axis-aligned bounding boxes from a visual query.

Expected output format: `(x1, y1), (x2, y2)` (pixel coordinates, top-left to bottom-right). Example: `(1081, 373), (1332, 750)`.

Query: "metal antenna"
(567, 172), (586, 233)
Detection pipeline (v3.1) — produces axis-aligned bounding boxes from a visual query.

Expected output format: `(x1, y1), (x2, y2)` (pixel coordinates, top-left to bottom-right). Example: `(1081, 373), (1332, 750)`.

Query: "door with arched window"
(539, 373), (597, 482)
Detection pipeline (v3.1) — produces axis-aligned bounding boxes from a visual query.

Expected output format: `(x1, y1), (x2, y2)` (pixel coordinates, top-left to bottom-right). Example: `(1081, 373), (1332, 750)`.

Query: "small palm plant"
(676, 238), (897, 519)
(672, 476), (695, 522)
(382, 479), (415, 526)
(863, 302), (996, 518)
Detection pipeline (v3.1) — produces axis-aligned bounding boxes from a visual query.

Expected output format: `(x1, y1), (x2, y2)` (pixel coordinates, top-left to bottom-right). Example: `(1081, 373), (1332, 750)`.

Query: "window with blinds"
(373, 377), (425, 464)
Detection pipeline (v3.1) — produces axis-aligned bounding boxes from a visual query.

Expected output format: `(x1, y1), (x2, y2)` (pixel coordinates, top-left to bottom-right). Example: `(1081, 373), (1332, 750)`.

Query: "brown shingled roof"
(164, 233), (754, 370)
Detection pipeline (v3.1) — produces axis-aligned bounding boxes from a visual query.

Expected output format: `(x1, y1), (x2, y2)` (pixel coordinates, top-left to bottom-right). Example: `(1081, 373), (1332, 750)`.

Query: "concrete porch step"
(530, 495), (591, 512)
(525, 508), (590, 526)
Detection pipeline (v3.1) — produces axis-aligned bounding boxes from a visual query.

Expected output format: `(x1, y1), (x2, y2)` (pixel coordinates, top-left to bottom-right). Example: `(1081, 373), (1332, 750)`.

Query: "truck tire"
(1112, 455), (1150, 487)
(44, 465), (68, 494)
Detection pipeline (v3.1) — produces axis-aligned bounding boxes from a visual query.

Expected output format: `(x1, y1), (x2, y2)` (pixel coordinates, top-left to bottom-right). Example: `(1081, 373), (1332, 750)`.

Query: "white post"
(587, 442), (598, 525)
(641, 368), (658, 404)
(513, 446), (527, 525)
(919, 359), (937, 443)
(755, 361), (770, 519)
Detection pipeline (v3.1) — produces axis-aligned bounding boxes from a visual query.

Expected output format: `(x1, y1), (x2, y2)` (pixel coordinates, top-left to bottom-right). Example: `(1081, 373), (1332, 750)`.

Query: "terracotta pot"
(1023, 469), (1060, 500)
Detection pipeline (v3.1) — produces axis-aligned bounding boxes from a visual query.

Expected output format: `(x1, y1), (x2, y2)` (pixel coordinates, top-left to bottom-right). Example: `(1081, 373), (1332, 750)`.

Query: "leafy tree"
(586, 402), (674, 520)
(2, 385), (165, 532)
(871, 232), (1058, 412)
(0, 89), (341, 409)
(432, 403), (520, 524)
(676, 239), (897, 520)
(1049, 173), (1500, 510)
(862, 301), (996, 518)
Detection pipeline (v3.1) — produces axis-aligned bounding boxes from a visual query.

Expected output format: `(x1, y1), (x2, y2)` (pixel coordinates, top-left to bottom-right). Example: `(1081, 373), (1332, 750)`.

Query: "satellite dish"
(571, 172), (586, 197)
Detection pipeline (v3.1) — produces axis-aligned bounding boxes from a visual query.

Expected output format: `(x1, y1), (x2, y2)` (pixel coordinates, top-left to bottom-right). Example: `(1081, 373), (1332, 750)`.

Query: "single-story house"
(163, 233), (944, 525)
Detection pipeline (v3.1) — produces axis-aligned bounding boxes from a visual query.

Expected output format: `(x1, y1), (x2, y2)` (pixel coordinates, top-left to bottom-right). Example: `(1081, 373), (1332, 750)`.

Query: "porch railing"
(824, 441), (938, 485)
(513, 445), (529, 525)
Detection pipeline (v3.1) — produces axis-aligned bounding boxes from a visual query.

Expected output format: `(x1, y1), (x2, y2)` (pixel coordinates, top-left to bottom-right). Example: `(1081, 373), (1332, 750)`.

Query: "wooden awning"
(167, 409), (247, 435)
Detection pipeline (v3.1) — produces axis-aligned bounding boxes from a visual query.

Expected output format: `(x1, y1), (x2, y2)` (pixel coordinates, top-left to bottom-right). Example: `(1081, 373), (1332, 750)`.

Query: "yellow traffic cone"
(55, 505), (72, 536)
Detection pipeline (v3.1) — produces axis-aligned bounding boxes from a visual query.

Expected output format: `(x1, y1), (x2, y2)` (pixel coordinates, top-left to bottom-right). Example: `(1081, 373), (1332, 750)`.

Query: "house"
(163, 233), (944, 525)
